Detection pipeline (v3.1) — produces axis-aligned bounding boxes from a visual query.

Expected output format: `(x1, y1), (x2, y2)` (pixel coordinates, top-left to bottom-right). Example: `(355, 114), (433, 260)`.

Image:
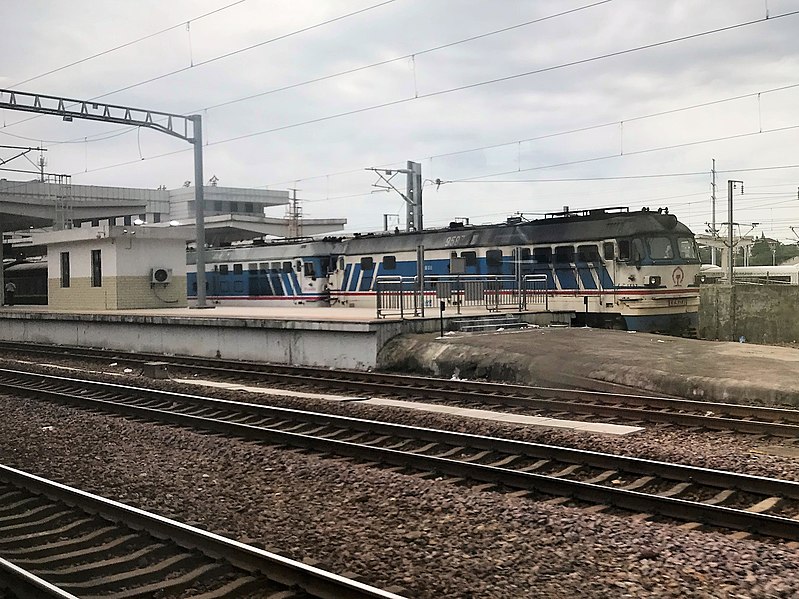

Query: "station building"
(0, 179), (347, 309)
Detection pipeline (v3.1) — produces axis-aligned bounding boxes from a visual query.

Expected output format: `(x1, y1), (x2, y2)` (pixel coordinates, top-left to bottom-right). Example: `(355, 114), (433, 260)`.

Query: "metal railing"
(375, 274), (548, 318)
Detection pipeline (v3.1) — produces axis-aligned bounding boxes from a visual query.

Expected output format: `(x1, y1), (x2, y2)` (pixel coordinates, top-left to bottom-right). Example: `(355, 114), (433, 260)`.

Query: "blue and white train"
(186, 206), (703, 333)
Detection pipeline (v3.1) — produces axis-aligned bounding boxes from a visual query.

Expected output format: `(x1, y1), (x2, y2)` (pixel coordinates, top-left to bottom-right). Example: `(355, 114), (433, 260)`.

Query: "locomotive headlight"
(647, 275), (661, 287)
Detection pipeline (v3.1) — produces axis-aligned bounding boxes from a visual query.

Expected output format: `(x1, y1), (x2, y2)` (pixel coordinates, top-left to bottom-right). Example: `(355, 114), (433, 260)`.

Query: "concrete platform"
(0, 305), (562, 370)
(378, 327), (799, 406)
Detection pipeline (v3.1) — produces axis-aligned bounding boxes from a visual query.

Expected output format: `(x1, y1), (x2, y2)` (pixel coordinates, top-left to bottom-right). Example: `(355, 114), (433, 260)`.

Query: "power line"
(9, 0), (250, 88)
(5, 0), (613, 147)
(0, 0), (401, 132)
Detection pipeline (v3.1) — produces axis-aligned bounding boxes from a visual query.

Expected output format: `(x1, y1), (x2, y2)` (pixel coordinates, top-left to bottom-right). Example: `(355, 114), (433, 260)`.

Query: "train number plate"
(668, 298), (688, 307)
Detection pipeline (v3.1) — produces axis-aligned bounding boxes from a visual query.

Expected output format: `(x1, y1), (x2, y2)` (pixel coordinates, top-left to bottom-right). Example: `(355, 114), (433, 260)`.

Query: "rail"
(375, 274), (548, 318)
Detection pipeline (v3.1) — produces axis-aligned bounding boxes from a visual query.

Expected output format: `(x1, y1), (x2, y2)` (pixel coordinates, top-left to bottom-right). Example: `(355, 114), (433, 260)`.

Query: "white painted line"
(173, 378), (368, 402)
(364, 398), (644, 436)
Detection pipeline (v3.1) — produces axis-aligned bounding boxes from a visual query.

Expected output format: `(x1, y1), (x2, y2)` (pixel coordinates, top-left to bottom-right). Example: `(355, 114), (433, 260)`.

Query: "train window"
(603, 242), (615, 260)
(338, 257), (345, 271)
(518, 248), (532, 262)
(360, 257), (375, 270)
(259, 262), (269, 274)
(233, 264), (243, 275)
(618, 240), (631, 261)
(219, 265), (229, 275)
(304, 262), (316, 278)
(678, 238), (699, 261)
(648, 237), (674, 260)
(554, 246), (575, 264)
(382, 255), (396, 270)
(577, 245), (600, 262)
(282, 261), (292, 273)
(532, 247), (551, 264)
(270, 262), (280, 272)
(248, 263), (258, 273)
(91, 249), (102, 287)
(486, 249), (503, 267)
(60, 252), (70, 288)
(462, 251), (477, 266)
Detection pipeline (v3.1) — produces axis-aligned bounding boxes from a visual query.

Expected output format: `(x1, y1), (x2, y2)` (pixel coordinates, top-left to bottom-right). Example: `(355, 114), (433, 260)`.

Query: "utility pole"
(711, 159), (717, 265)
(367, 161), (423, 232)
(727, 180), (744, 283)
(286, 188), (302, 238)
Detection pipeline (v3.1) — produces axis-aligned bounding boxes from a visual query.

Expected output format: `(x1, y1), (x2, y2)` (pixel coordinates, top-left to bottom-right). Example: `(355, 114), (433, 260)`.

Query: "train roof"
(342, 208), (693, 253)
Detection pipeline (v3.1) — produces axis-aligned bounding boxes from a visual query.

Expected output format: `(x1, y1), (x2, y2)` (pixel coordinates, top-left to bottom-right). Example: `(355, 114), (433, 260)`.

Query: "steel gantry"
(0, 88), (210, 308)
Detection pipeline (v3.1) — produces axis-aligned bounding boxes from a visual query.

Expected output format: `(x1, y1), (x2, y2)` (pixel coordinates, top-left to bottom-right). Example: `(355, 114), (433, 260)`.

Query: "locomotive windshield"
(645, 236), (699, 262)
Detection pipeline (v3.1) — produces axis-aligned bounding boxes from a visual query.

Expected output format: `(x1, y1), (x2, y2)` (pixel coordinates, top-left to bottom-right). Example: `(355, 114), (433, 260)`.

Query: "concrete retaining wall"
(699, 285), (799, 344)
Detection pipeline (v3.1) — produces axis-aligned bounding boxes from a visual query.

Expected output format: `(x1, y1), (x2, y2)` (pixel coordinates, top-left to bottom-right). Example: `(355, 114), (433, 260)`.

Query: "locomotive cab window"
(282, 262), (292, 273)
(382, 255), (396, 270)
(461, 251), (477, 267)
(219, 264), (229, 275)
(577, 245), (600, 262)
(360, 257), (375, 270)
(338, 257), (345, 271)
(533, 247), (552, 264)
(678, 237), (700, 261)
(554, 246), (575, 264)
(603, 242), (615, 260)
(485, 249), (503, 267)
(648, 237), (674, 260)
(233, 264), (243, 275)
(248, 263), (258, 273)
(618, 240), (631, 261)
(303, 262), (316, 278)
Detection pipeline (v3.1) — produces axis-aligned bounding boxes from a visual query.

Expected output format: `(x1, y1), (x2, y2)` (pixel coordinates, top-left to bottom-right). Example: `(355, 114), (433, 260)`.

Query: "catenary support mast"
(0, 89), (209, 307)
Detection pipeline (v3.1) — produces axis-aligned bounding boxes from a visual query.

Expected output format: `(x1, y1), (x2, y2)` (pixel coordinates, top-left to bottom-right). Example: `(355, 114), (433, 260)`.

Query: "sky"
(1, 0), (799, 240)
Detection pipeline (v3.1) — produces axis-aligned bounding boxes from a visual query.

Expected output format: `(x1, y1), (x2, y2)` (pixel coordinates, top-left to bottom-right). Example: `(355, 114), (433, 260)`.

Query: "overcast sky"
(2, 0), (799, 240)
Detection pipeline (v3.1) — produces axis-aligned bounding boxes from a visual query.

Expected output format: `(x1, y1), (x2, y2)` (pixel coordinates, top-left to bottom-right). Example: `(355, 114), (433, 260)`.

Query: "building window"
(152, 213), (162, 224)
(244, 202), (254, 213)
(123, 215), (132, 226)
(91, 249), (102, 287)
(60, 252), (70, 288)
(230, 201), (239, 213)
(215, 200), (223, 211)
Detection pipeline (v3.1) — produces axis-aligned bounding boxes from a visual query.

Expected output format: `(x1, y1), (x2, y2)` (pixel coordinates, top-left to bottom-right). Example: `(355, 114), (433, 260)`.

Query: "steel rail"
(0, 463), (406, 599)
(0, 556), (80, 599)
(4, 368), (799, 541)
(2, 341), (799, 436)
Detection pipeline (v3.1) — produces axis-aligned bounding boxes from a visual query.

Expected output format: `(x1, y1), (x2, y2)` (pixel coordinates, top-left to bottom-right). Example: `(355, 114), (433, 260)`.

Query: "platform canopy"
(154, 214), (347, 246)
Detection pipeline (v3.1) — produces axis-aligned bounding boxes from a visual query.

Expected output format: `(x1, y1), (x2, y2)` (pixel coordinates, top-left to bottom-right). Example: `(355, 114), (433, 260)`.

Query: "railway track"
(3, 367), (799, 543)
(0, 461), (406, 599)
(1, 341), (799, 438)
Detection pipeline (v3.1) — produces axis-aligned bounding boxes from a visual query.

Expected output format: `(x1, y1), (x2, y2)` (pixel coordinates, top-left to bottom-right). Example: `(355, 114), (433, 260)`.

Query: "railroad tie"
(657, 482), (694, 498)
(583, 470), (618, 484)
(745, 496), (784, 514)
(703, 489), (736, 506)
(618, 476), (656, 491)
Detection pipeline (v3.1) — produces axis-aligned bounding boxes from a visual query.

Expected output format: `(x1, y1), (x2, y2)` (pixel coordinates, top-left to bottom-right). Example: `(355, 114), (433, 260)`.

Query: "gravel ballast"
(2, 362), (799, 597)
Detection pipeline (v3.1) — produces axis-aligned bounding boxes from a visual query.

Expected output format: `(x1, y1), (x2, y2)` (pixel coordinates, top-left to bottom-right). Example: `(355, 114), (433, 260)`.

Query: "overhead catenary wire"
(8, 0), (250, 89)
(2, 0), (613, 146)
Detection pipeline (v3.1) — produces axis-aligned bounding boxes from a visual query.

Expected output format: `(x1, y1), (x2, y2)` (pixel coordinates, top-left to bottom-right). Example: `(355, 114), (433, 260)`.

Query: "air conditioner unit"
(151, 267), (172, 284)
